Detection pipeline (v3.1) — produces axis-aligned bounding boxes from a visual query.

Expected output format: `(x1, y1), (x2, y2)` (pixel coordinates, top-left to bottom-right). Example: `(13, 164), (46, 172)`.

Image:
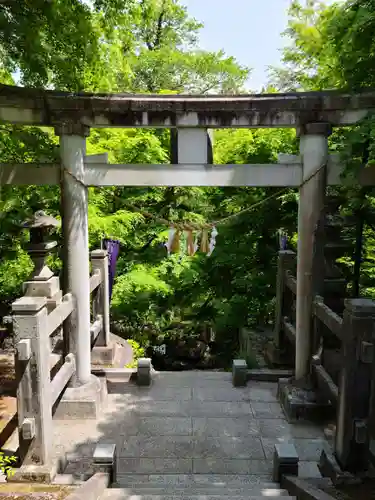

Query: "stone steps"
(100, 489), (294, 499)
(54, 373), (325, 500)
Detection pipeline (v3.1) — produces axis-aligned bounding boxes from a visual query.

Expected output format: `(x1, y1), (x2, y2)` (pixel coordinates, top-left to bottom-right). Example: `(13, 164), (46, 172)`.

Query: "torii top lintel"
(1, 84), (375, 128)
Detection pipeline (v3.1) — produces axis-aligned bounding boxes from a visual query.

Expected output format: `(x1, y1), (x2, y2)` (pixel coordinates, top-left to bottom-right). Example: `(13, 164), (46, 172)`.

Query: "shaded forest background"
(1, 0), (375, 365)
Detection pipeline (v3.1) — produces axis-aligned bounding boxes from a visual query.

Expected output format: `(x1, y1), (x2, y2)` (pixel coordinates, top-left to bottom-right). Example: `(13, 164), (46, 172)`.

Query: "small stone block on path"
(273, 442), (299, 482)
(137, 358), (151, 386)
(232, 359), (247, 387)
(93, 443), (116, 464)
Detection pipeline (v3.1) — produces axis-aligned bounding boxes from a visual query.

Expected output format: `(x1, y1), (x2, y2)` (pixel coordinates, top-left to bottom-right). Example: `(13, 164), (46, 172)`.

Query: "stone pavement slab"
(261, 437), (330, 461)
(243, 383), (278, 402)
(192, 417), (259, 437)
(119, 435), (265, 459)
(192, 458), (272, 475)
(192, 387), (251, 401)
(257, 418), (324, 439)
(115, 387), (193, 401)
(129, 417), (193, 436)
(114, 473), (278, 487)
(117, 458), (194, 474)
(251, 402), (285, 419)
(50, 373), (328, 487)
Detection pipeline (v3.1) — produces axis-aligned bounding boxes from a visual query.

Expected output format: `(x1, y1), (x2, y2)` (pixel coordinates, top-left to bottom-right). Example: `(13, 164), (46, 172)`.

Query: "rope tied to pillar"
(62, 157), (328, 252)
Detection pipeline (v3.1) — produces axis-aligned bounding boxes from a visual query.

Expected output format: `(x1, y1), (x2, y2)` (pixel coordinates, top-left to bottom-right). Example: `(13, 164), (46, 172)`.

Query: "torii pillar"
(295, 123), (331, 380)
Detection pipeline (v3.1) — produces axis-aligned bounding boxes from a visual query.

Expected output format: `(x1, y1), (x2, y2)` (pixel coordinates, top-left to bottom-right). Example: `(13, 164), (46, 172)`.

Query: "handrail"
(50, 354), (76, 406)
(311, 358), (339, 406)
(90, 268), (102, 292)
(46, 293), (75, 337)
(90, 315), (103, 343)
(282, 317), (296, 343)
(312, 296), (343, 341)
(284, 270), (297, 294)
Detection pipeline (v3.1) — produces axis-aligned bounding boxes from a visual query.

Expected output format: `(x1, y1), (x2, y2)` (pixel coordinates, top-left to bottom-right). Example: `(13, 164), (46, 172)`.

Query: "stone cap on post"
(278, 250), (296, 270)
(344, 298), (375, 315)
(12, 296), (47, 314)
(91, 249), (108, 260)
(232, 359), (247, 387)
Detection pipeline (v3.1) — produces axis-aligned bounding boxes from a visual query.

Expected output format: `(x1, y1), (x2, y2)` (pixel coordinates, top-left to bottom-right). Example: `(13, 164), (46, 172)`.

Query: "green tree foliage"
(0, 0), (97, 89)
(6, 0), (375, 361)
(269, 0), (375, 299)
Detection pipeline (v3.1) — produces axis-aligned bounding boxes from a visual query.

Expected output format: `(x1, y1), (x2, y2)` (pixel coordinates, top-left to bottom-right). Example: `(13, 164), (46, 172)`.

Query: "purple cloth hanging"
(280, 235), (287, 250)
(102, 239), (120, 302)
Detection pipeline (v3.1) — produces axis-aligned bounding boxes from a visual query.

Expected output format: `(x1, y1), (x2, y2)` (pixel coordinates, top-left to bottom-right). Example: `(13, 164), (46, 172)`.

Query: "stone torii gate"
(2, 84), (375, 399)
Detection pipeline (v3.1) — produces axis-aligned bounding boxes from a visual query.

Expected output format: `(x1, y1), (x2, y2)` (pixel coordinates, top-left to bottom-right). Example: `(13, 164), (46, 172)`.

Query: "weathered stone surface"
(117, 458), (193, 474)
(192, 458), (272, 475)
(192, 417), (259, 437)
(1, 84), (375, 128)
(137, 357), (151, 386)
(273, 442), (299, 482)
(48, 374), (325, 499)
(257, 418), (324, 439)
(193, 387), (249, 401)
(232, 359), (247, 387)
(54, 375), (103, 419)
(245, 383), (278, 402)
(119, 435), (265, 459)
(262, 437), (330, 461)
(120, 386), (192, 402)
(93, 443), (116, 464)
(251, 402), (285, 419)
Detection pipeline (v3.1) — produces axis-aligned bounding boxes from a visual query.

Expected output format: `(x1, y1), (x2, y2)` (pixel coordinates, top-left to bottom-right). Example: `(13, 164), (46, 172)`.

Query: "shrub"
(0, 451), (17, 477)
(125, 339), (145, 368)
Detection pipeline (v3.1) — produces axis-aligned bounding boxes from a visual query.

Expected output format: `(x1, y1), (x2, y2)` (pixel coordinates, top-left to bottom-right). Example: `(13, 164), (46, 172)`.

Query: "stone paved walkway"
(52, 371), (329, 483)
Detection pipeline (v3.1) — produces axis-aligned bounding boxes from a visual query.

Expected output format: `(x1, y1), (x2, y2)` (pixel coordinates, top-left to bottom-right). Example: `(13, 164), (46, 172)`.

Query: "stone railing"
(270, 249), (375, 474)
(266, 249), (297, 366)
(11, 247), (110, 470)
(90, 250), (110, 350)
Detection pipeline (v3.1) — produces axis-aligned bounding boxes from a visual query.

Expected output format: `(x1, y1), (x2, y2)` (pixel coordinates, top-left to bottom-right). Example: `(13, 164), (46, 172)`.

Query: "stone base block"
(278, 378), (335, 423)
(91, 342), (116, 366)
(273, 442), (299, 482)
(265, 342), (294, 367)
(232, 359), (247, 387)
(137, 358), (151, 386)
(54, 375), (105, 420)
(7, 463), (58, 484)
(93, 443), (116, 484)
(23, 276), (60, 298)
(247, 368), (294, 382)
(319, 449), (360, 486)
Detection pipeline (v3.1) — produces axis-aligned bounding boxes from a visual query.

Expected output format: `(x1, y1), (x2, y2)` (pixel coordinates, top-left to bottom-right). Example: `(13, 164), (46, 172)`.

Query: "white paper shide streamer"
(165, 228), (176, 255)
(193, 232), (200, 254)
(207, 226), (218, 256)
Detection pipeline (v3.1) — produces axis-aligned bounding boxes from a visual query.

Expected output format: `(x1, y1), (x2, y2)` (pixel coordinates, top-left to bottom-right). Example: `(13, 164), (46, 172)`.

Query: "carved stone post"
(335, 298), (375, 472)
(90, 249), (110, 347)
(275, 251), (296, 345)
(267, 250), (296, 365)
(12, 297), (52, 468)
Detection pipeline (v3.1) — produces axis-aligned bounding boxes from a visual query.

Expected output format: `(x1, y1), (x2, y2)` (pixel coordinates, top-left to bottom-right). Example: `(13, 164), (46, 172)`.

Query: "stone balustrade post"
(90, 249), (110, 347)
(334, 298), (375, 472)
(12, 296), (52, 467)
(274, 250), (297, 349)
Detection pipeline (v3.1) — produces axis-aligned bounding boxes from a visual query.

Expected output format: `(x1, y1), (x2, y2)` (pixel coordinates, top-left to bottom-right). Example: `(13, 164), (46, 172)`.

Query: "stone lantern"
(22, 211), (62, 310)
(23, 210), (60, 282)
